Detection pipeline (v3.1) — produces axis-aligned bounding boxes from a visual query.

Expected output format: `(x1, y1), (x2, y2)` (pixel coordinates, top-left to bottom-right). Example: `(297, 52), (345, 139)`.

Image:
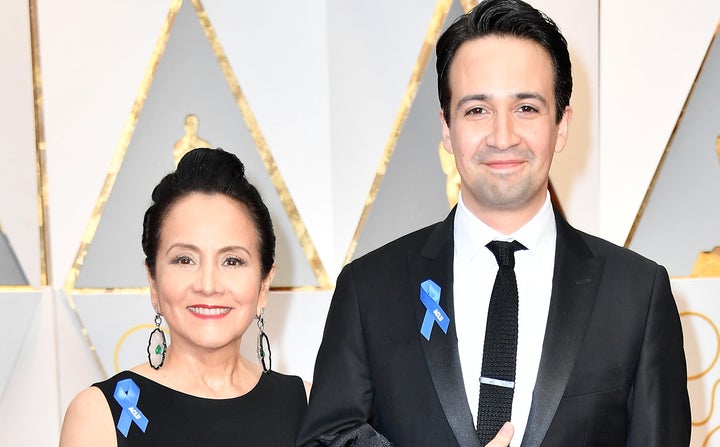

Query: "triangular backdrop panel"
(0, 229), (28, 286)
(67, 291), (154, 378)
(628, 30), (720, 277)
(0, 292), (40, 400)
(74, 1), (318, 289)
(351, 2), (465, 261)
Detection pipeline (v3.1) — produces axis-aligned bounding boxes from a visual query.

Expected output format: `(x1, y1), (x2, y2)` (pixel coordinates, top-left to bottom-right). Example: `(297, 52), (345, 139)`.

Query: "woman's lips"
(187, 305), (232, 319)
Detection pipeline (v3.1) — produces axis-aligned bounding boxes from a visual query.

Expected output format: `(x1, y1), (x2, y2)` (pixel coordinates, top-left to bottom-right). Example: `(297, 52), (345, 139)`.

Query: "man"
(297, 0), (691, 446)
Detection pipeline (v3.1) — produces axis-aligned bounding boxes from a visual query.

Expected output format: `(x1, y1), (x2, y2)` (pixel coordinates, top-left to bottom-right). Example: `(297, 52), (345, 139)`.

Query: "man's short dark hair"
(436, 0), (572, 124)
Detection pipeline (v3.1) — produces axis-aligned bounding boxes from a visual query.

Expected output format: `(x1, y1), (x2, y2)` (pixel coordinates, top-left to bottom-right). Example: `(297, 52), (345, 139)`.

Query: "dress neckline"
(121, 369), (269, 401)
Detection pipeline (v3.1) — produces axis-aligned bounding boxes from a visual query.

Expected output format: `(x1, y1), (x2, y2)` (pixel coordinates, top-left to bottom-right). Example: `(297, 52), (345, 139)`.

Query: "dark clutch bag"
(328, 423), (393, 447)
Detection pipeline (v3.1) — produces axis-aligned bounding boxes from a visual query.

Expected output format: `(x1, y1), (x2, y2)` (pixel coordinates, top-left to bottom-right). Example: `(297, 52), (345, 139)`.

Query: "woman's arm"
(59, 387), (116, 447)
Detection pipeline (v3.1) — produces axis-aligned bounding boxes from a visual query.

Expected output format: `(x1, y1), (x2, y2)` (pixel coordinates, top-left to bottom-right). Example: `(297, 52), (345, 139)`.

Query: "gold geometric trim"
(30, 0), (51, 287)
(64, 0), (183, 291)
(0, 286), (36, 292)
(693, 377), (720, 427)
(459, 0), (477, 13)
(682, 311), (720, 429)
(63, 290), (108, 378)
(65, 0), (330, 291)
(63, 285), (327, 294)
(702, 424), (720, 446)
(343, 0), (454, 266)
(682, 311), (720, 380)
(625, 22), (720, 249)
(192, 0), (330, 288)
(114, 323), (158, 374)
(65, 287), (150, 295)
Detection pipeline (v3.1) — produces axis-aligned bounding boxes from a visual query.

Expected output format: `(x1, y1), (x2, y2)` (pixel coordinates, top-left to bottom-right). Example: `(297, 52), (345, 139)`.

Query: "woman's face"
(148, 192), (273, 354)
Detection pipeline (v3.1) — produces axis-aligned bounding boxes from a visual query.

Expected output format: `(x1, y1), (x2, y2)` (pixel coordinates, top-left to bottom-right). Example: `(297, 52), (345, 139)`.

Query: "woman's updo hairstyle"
(142, 148), (275, 278)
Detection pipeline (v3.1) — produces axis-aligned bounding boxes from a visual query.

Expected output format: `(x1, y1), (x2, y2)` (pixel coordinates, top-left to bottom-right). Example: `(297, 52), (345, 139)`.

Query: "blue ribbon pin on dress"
(419, 279), (450, 340)
(113, 378), (149, 437)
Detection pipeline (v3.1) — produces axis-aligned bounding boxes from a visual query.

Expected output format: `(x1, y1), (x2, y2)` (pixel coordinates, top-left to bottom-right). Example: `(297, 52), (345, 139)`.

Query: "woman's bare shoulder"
(59, 386), (116, 447)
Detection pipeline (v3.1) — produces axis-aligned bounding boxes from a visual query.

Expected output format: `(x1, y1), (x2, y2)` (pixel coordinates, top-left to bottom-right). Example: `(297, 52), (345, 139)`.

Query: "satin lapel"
(520, 213), (603, 447)
(409, 210), (481, 447)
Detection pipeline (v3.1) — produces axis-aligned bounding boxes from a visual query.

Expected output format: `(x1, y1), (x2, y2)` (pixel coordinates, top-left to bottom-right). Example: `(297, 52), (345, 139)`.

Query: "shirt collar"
(454, 191), (557, 263)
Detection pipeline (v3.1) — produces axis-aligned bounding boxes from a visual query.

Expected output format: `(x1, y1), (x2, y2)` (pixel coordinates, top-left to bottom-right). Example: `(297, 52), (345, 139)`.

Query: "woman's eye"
(171, 255), (194, 265)
(223, 256), (246, 267)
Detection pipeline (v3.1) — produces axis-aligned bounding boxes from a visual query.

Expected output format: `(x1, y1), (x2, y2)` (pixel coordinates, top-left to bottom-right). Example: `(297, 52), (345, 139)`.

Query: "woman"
(60, 148), (307, 446)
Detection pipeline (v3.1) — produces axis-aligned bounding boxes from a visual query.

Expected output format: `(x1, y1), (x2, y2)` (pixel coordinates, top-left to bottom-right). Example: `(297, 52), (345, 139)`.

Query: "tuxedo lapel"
(521, 213), (603, 447)
(409, 210), (481, 447)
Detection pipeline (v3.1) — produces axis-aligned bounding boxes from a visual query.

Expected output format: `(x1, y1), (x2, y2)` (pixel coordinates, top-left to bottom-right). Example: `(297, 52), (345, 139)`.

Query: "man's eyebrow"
(455, 94), (491, 111)
(455, 92), (549, 111)
(513, 92), (548, 107)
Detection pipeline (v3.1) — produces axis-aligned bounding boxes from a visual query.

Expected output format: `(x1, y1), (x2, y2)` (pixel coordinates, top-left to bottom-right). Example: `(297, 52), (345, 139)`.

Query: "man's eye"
(518, 105), (538, 113)
(466, 107), (485, 115)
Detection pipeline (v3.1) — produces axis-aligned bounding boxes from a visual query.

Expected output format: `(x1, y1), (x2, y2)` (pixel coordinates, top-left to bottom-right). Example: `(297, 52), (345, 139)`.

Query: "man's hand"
(485, 422), (514, 447)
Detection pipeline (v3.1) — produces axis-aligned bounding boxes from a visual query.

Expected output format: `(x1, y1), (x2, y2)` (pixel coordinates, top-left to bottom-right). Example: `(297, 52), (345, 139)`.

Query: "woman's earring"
(256, 309), (272, 373)
(147, 313), (167, 370)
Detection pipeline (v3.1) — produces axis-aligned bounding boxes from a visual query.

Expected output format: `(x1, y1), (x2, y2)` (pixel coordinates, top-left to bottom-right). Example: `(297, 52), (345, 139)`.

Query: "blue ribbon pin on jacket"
(113, 378), (149, 437)
(419, 279), (450, 340)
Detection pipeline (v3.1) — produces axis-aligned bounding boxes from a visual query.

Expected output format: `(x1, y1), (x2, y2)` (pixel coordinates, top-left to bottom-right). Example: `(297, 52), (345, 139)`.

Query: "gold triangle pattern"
(343, 0), (455, 265)
(626, 22), (720, 278)
(65, 0), (329, 292)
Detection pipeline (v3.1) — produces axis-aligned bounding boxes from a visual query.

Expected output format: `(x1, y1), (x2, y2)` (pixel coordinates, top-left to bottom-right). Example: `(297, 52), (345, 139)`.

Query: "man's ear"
(554, 106), (573, 154)
(440, 110), (454, 155)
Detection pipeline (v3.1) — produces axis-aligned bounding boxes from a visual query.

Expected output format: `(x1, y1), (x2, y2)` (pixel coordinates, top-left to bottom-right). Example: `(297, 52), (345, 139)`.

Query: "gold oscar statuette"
(438, 141), (460, 209)
(172, 114), (211, 167)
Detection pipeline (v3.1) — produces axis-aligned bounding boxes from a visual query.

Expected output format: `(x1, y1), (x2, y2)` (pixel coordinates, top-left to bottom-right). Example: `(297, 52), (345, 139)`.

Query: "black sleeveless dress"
(94, 370), (307, 446)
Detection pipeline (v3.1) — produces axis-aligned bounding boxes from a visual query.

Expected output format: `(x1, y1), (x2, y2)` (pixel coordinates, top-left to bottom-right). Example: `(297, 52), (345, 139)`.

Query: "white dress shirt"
(453, 192), (556, 446)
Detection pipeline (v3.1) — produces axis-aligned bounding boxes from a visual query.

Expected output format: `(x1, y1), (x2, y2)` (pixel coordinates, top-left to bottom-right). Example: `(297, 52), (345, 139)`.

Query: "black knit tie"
(477, 240), (526, 444)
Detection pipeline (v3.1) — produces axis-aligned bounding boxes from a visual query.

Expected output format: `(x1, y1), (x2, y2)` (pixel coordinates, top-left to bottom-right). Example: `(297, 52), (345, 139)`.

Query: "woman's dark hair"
(142, 148), (275, 278)
(437, 0), (572, 124)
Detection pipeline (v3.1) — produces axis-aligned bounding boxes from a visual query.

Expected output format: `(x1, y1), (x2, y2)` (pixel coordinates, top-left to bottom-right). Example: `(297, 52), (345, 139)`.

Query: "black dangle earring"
(147, 313), (167, 370)
(256, 309), (272, 373)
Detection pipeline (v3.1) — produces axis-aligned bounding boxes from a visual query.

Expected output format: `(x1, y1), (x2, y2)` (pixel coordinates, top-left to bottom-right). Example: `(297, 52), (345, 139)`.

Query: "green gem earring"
(147, 313), (167, 369)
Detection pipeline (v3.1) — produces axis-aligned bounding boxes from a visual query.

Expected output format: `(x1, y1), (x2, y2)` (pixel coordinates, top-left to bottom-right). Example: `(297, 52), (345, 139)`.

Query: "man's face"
(440, 36), (571, 229)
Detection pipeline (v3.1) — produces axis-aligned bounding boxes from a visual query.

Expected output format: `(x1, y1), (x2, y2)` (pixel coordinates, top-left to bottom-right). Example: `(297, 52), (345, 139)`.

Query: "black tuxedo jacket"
(297, 210), (690, 446)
